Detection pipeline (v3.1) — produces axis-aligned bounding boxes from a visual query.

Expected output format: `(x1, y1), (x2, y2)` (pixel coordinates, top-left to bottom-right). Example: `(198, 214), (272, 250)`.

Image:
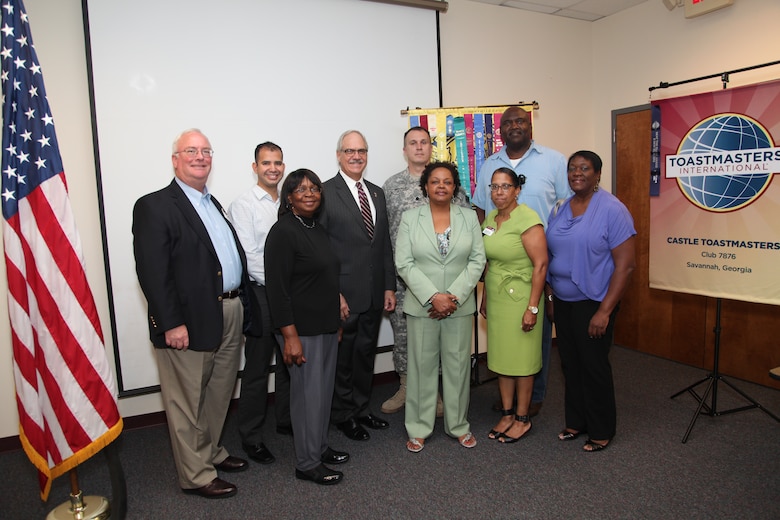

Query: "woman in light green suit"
(395, 162), (486, 453)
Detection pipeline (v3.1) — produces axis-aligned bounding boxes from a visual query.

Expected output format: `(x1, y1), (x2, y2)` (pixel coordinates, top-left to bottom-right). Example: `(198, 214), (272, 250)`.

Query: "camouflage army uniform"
(383, 168), (471, 375)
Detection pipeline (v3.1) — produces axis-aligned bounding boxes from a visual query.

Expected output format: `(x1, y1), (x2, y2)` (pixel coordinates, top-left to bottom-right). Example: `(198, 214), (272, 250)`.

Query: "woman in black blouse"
(265, 169), (347, 485)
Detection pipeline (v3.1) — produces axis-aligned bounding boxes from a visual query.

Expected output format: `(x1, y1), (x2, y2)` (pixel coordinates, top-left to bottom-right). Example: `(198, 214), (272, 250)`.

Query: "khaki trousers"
(155, 298), (243, 488)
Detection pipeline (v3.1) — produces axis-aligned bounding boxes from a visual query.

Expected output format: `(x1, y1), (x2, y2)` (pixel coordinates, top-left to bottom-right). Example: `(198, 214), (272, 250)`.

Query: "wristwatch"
(527, 305), (539, 315)
(547, 294), (554, 302)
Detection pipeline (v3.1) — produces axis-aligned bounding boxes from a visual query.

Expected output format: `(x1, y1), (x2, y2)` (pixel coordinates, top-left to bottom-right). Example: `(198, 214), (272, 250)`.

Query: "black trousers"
(330, 307), (382, 424)
(554, 298), (618, 440)
(238, 284), (291, 446)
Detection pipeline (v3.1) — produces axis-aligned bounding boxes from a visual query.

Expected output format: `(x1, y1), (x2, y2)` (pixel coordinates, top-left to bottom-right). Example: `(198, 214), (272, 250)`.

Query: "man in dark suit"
(133, 128), (252, 499)
(320, 130), (396, 441)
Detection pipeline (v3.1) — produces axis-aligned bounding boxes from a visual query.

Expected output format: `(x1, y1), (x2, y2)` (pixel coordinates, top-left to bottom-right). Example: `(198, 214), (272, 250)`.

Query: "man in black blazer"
(133, 129), (254, 499)
(320, 130), (396, 441)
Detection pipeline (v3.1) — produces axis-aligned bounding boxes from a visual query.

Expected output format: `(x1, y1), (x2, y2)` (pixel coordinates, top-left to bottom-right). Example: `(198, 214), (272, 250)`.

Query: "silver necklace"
(292, 212), (315, 229)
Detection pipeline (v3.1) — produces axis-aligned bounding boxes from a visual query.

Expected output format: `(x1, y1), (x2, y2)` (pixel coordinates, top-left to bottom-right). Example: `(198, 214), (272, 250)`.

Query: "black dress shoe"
(243, 443), (275, 464)
(321, 447), (350, 465)
(295, 464), (343, 485)
(183, 477), (237, 498)
(276, 424), (293, 436)
(214, 456), (248, 473)
(337, 418), (370, 441)
(356, 413), (390, 430)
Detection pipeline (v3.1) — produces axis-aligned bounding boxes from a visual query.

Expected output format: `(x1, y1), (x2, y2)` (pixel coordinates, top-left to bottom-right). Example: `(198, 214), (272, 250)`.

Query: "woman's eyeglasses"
(489, 183), (515, 193)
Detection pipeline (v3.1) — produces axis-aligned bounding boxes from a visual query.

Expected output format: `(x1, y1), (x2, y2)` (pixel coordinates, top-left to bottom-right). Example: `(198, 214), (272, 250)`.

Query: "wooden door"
(612, 107), (780, 389)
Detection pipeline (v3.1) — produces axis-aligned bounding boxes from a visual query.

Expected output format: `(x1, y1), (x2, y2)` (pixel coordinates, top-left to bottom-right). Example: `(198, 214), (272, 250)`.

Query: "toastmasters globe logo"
(664, 113), (780, 212)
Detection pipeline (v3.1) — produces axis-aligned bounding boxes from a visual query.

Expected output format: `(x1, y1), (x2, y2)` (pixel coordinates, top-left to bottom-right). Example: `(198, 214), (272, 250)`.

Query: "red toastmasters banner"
(649, 79), (780, 306)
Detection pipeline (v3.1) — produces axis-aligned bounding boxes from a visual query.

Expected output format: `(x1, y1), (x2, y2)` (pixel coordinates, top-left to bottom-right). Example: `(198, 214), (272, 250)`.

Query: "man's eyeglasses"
(292, 186), (322, 194)
(175, 148), (214, 158)
(341, 148), (368, 156)
(489, 183), (515, 193)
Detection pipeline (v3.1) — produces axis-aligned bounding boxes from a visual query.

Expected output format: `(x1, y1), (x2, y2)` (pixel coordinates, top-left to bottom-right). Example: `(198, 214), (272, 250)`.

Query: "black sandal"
(488, 409), (514, 440)
(558, 429), (581, 441)
(583, 439), (609, 452)
(499, 414), (532, 444)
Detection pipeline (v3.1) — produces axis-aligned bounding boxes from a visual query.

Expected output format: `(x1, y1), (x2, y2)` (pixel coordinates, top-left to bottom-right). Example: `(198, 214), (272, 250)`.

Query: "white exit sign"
(685, 0), (734, 18)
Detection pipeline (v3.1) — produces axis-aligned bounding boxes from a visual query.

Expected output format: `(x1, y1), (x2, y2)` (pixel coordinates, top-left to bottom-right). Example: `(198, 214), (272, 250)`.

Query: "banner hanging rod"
(648, 60), (780, 92)
(400, 101), (539, 116)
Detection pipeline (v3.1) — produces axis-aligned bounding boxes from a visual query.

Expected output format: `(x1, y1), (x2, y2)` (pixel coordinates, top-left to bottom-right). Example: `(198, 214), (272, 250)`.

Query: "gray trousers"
(278, 332), (338, 471)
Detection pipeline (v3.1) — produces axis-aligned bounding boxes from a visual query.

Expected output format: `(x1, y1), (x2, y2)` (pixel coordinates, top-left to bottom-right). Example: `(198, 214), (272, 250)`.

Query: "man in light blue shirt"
(133, 128), (250, 498)
(472, 106), (571, 417)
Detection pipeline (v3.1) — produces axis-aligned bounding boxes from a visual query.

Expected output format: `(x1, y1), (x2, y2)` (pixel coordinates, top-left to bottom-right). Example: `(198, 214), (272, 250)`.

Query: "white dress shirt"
(227, 184), (280, 286)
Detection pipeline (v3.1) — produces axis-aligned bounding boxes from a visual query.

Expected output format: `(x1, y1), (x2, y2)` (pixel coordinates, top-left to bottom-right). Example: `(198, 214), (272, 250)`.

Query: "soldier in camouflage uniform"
(381, 127), (470, 414)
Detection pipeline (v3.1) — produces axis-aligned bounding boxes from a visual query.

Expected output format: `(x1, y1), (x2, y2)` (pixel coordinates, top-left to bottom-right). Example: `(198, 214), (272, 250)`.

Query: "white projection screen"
(85, 0), (440, 394)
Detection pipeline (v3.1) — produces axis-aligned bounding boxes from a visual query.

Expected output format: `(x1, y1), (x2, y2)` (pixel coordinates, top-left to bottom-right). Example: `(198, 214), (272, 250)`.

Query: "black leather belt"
(221, 289), (241, 299)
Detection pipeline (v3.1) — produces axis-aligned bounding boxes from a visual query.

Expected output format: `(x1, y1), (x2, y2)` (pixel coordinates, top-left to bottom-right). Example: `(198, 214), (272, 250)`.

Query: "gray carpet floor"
(2, 345), (779, 519)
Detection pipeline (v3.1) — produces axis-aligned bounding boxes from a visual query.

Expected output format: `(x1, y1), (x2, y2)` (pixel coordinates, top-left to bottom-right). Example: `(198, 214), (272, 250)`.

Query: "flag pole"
(44, 469), (110, 520)
(2, 0), (124, 510)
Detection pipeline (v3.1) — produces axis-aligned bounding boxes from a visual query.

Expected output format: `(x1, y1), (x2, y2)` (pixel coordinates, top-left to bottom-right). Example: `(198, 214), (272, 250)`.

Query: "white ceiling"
(468, 0), (649, 21)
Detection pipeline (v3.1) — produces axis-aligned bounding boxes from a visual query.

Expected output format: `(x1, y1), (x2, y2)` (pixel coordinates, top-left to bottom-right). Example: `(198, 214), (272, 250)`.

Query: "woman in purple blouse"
(545, 150), (636, 452)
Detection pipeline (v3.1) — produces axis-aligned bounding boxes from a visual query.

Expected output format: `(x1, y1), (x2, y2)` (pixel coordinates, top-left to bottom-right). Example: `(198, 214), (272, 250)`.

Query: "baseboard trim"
(0, 370), (401, 453)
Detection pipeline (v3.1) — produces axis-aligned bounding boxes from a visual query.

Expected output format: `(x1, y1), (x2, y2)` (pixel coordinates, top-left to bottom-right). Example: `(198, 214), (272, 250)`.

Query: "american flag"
(1, 0), (121, 500)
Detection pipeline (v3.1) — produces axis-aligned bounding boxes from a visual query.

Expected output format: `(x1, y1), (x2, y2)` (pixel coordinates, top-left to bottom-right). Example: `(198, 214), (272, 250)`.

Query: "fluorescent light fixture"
(362, 0), (449, 12)
(503, 1), (559, 14)
(556, 9), (602, 21)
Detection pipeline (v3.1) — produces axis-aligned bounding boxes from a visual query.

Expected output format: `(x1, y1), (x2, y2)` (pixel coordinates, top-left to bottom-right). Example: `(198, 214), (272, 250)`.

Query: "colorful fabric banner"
(649, 105), (661, 196)
(464, 113), (475, 195)
(445, 114), (455, 163)
(432, 113), (448, 163)
(493, 113), (504, 151)
(473, 114), (485, 195)
(1, 0), (123, 500)
(405, 106), (533, 199)
(649, 80), (780, 305)
(485, 114), (494, 156)
(453, 116), (469, 193)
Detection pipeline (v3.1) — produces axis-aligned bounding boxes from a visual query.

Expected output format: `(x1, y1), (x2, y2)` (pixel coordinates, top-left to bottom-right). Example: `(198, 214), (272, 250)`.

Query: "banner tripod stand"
(671, 298), (780, 443)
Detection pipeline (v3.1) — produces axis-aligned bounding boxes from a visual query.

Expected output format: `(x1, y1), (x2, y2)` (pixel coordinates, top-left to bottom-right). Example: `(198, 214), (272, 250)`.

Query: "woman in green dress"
(480, 167), (548, 443)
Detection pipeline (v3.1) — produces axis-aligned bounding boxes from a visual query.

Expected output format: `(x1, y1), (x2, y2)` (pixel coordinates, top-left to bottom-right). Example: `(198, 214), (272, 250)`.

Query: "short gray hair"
(336, 129), (368, 152)
(172, 128), (205, 154)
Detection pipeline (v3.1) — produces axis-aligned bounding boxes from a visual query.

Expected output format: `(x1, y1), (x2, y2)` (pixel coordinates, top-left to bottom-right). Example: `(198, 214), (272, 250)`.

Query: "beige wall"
(590, 0), (780, 186)
(2, 0), (779, 439)
(440, 0), (594, 172)
(441, 0), (780, 189)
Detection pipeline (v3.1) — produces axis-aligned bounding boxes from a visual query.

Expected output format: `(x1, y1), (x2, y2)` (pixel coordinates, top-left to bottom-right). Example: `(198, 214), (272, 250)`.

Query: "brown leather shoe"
(214, 455), (248, 473)
(528, 401), (543, 418)
(183, 477), (237, 499)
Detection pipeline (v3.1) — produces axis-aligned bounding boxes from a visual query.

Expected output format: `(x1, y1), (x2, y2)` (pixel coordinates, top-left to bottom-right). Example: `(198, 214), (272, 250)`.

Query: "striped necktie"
(356, 181), (374, 239)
